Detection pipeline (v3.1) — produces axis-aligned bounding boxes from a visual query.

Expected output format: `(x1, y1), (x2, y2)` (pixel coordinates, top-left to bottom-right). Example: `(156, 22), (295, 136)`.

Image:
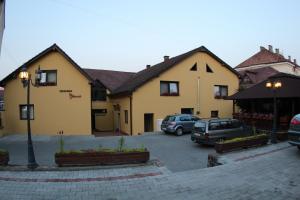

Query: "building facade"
(0, 44), (239, 135)
(236, 45), (300, 88)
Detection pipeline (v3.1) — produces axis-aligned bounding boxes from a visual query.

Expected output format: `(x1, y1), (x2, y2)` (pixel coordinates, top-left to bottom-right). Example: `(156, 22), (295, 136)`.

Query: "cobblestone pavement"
(0, 133), (214, 172)
(0, 143), (299, 200)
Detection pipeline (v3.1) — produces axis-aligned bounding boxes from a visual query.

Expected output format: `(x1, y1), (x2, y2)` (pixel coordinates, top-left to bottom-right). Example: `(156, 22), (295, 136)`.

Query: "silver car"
(161, 114), (200, 136)
(191, 118), (252, 145)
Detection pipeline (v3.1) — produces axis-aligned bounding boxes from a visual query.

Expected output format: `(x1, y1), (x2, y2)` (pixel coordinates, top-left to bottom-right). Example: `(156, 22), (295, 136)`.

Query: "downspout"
(197, 77), (200, 115)
(90, 83), (93, 135)
(130, 95), (133, 136)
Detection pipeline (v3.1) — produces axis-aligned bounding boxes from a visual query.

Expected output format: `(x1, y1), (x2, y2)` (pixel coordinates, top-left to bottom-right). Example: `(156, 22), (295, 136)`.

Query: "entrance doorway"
(144, 113), (154, 132)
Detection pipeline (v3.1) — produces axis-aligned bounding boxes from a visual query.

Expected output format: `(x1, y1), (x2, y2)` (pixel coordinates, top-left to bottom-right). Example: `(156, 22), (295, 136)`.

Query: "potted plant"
(55, 136), (150, 167)
(0, 149), (9, 166)
(214, 134), (268, 154)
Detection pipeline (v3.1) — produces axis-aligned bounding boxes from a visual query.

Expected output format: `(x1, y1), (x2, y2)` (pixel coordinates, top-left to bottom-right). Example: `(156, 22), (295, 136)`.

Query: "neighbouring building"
(0, 88), (4, 136)
(0, 44), (239, 136)
(0, 0), (5, 53)
(236, 45), (300, 88)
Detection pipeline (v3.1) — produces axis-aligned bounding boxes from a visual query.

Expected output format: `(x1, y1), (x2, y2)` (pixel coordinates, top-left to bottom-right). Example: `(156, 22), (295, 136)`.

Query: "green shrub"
(217, 134), (267, 144)
(0, 149), (8, 155)
(118, 136), (125, 152)
(56, 136), (147, 155)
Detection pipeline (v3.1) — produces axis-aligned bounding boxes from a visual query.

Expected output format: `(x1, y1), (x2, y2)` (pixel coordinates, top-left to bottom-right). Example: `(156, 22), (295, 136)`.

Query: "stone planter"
(0, 152), (9, 166)
(214, 135), (268, 154)
(55, 151), (150, 167)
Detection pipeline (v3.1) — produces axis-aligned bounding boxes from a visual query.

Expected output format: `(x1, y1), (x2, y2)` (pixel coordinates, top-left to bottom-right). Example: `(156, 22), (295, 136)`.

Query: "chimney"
(146, 64), (151, 69)
(164, 56), (169, 62)
(288, 56), (291, 61)
(294, 59), (297, 65)
(275, 48), (279, 54)
(260, 46), (264, 51)
(268, 45), (273, 52)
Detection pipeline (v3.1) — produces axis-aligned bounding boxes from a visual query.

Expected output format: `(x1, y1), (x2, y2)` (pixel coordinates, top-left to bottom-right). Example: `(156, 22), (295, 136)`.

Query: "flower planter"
(0, 152), (9, 166)
(55, 151), (150, 167)
(276, 132), (288, 141)
(215, 135), (268, 154)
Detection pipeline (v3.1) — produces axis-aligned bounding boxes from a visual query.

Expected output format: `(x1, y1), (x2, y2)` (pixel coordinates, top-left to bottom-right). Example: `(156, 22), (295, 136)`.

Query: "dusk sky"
(0, 0), (299, 79)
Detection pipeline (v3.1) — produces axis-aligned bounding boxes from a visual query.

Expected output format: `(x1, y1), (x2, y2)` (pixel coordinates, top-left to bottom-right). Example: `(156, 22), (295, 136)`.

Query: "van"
(191, 118), (252, 145)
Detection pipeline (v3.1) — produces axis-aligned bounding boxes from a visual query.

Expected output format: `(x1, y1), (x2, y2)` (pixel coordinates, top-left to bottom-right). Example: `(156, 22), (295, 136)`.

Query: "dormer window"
(92, 85), (107, 101)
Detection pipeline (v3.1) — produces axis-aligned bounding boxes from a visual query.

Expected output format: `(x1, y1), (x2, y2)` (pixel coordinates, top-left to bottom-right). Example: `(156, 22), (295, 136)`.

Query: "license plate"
(162, 128), (166, 131)
(194, 133), (201, 136)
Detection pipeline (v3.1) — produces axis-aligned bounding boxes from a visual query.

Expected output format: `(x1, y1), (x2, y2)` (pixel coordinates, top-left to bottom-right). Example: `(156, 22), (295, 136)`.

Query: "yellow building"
(0, 44), (239, 136)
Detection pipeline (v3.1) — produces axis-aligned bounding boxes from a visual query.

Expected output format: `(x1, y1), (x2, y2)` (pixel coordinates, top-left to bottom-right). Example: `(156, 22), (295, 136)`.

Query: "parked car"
(191, 118), (252, 145)
(161, 114), (200, 136)
(288, 114), (300, 150)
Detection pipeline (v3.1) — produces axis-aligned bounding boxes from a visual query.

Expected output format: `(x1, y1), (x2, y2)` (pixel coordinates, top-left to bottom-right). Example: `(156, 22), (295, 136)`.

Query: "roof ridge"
(83, 68), (136, 74)
(236, 47), (297, 69)
(0, 43), (93, 86)
(111, 46), (238, 96)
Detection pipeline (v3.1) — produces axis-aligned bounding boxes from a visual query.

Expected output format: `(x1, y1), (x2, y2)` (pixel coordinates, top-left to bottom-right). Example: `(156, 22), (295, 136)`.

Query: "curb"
(0, 159), (163, 172)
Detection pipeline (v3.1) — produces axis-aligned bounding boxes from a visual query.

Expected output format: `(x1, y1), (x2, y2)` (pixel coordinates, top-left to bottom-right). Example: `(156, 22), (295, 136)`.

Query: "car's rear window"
(194, 121), (206, 132)
(164, 116), (176, 122)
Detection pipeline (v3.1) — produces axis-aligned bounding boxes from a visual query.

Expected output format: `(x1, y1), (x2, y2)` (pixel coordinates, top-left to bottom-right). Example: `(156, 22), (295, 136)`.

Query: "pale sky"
(0, 0), (300, 79)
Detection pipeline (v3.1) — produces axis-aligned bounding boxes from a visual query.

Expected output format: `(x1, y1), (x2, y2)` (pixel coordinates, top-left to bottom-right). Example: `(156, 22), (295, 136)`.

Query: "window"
(190, 63), (197, 71)
(181, 108), (194, 114)
(232, 120), (242, 128)
(211, 110), (219, 118)
(92, 86), (107, 101)
(124, 110), (128, 124)
(38, 70), (57, 86)
(179, 115), (191, 121)
(206, 64), (213, 73)
(160, 81), (179, 96)
(0, 101), (4, 111)
(214, 85), (228, 99)
(19, 104), (34, 120)
(93, 109), (107, 116)
(208, 122), (220, 130)
(0, 112), (3, 128)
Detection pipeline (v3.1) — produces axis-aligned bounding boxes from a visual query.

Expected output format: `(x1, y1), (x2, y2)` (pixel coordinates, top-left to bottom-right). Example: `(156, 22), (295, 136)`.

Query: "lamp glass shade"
(274, 81), (282, 88)
(19, 71), (29, 80)
(265, 82), (272, 88)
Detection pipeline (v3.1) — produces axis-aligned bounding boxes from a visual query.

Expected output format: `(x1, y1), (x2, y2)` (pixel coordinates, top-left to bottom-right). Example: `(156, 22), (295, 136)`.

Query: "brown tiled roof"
(239, 67), (279, 85)
(111, 46), (239, 96)
(84, 69), (135, 91)
(228, 73), (300, 99)
(236, 47), (294, 69)
(0, 44), (93, 86)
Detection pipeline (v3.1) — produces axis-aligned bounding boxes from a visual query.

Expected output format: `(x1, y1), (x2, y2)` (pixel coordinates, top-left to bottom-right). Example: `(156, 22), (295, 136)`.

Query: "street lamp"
(19, 66), (42, 170)
(266, 80), (282, 143)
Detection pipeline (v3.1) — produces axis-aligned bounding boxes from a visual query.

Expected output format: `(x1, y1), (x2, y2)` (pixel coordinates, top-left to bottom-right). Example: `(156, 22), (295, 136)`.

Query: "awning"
(227, 73), (300, 100)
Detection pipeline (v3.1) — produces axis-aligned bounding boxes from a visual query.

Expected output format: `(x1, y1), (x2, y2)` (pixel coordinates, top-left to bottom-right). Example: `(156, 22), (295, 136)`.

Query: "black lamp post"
(19, 66), (42, 170)
(266, 80), (282, 144)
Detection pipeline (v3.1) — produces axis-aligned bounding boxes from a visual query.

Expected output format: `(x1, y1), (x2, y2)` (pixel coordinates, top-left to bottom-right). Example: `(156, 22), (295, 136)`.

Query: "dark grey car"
(288, 114), (300, 150)
(161, 114), (200, 136)
(191, 118), (252, 145)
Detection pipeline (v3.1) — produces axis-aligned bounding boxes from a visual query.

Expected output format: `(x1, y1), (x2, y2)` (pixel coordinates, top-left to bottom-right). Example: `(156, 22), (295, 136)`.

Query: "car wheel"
(176, 128), (183, 136)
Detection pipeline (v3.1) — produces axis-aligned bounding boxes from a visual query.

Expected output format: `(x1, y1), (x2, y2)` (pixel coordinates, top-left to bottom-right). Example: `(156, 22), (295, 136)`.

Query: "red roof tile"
(239, 67), (279, 85)
(236, 47), (292, 69)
